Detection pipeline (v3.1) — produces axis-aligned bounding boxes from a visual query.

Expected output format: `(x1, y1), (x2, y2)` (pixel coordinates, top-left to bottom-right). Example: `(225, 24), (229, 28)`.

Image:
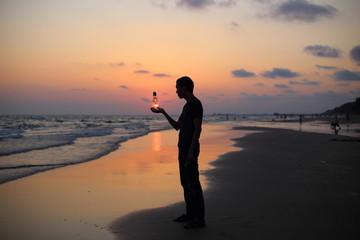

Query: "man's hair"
(177, 76), (194, 93)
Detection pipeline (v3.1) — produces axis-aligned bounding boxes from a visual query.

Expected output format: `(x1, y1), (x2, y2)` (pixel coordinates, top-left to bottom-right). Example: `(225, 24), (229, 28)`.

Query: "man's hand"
(150, 107), (165, 114)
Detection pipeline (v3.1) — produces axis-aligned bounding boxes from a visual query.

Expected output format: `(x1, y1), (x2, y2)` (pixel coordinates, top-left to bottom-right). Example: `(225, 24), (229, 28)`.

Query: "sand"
(0, 124), (243, 240)
(1, 125), (359, 240)
(111, 127), (360, 240)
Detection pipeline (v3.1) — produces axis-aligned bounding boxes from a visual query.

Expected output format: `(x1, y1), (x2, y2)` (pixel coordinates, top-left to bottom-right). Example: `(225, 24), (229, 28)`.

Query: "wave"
(0, 114), (245, 184)
(0, 127), (116, 156)
(0, 163), (67, 170)
(0, 115), (174, 184)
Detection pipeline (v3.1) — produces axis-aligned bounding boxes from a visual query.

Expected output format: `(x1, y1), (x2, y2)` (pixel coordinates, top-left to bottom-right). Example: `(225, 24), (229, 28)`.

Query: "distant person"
(298, 115), (303, 131)
(151, 76), (205, 229)
(330, 115), (341, 134)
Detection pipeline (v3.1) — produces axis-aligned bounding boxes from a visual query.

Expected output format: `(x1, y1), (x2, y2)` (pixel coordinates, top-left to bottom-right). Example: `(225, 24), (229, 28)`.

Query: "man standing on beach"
(151, 76), (205, 229)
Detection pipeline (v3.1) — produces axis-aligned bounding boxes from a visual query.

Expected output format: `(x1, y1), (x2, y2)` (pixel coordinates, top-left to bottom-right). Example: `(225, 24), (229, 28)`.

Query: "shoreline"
(0, 127), (173, 185)
(1, 115), (359, 185)
(111, 127), (360, 240)
(0, 124), (242, 240)
(1, 125), (359, 239)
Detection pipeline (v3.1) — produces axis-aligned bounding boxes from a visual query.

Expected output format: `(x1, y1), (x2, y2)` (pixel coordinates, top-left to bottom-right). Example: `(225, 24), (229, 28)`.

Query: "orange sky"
(1, 0), (360, 114)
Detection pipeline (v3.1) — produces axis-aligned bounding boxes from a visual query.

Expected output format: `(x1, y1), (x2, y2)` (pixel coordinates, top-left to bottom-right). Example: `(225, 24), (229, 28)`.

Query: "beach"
(0, 124), (243, 240)
(1, 123), (360, 240)
(111, 126), (360, 240)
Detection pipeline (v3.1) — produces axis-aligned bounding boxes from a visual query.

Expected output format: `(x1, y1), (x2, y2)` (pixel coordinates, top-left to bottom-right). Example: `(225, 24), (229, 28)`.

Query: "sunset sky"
(1, 0), (359, 115)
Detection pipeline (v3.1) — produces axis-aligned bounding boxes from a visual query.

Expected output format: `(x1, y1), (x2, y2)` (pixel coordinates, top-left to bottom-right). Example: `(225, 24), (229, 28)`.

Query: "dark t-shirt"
(178, 97), (203, 150)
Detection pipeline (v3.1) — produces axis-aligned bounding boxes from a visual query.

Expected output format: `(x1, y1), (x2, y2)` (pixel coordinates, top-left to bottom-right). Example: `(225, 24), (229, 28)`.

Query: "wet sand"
(0, 124), (242, 240)
(111, 127), (360, 240)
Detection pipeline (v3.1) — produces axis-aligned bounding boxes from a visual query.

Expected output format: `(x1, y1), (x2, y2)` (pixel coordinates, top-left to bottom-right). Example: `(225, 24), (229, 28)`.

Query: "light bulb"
(151, 91), (160, 109)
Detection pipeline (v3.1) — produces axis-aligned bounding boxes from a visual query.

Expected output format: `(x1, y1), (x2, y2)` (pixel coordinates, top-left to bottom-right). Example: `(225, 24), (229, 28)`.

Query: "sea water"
(0, 115), (232, 184)
(1, 114), (359, 184)
(0, 115), (174, 184)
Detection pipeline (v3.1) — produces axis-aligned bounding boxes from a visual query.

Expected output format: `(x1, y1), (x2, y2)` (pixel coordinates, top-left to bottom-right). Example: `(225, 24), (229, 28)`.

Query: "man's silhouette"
(151, 76), (205, 229)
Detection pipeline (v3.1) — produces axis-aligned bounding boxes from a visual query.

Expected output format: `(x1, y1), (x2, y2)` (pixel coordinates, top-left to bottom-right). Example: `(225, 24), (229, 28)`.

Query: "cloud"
(255, 83), (264, 87)
(120, 85), (128, 89)
(151, 0), (168, 9)
(134, 70), (150, 74)
(333, 70), (360, 81)
(205, 95), (219, 100)
(153, 73), (171, 77)
(284, 89), (299, 94)
(304, 45), (342, 58)
(231, 21), (240, 28)
(269, 0), (337, 22)
(140, 98), (152, 103)
(289, 79), (320, 85)
(177, 0), (215, 9)
(231, 69), (256, 78)
(315, 65), (338, 70)
(274, 84), (289, 89)
(109, 62), (125, 67)
(350, 45), (360, 64)
(218, 0), (237, 7)
(176, 0), (236, 9)
(261, 68), (301, 78)
(336, 83), (350, 87)
(311, 91), (354, 102)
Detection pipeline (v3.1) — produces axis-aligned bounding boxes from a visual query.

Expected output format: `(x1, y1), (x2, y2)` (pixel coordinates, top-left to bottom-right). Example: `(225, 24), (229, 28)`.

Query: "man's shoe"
(184, 221), (205, 229)
(173, 214), (192, 222)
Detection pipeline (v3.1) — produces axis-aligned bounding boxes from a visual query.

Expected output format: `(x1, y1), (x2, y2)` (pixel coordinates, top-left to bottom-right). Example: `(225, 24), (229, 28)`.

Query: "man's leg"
(184, 162), (205, 224)
(178, 149), (193, 220)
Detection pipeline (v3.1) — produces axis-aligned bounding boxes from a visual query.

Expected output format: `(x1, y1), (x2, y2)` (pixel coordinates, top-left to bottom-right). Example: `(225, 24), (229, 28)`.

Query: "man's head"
(176, 76), (194, 99)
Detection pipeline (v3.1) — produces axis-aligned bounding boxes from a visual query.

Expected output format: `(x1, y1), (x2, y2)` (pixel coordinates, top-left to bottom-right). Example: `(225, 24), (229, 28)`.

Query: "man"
(151, 76), (205, 229)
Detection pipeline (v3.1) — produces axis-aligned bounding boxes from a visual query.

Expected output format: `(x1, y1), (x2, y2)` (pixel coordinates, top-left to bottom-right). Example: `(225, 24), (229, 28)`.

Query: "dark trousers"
(178, 146), (205, 222)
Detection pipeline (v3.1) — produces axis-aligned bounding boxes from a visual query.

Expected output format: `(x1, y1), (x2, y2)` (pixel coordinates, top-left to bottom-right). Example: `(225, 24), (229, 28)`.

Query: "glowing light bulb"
(151, 91), (160, 109)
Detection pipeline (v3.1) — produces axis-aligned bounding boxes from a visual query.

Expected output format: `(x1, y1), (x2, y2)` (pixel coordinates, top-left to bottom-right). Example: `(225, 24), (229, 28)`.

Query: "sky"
(1, 0), (360, 115)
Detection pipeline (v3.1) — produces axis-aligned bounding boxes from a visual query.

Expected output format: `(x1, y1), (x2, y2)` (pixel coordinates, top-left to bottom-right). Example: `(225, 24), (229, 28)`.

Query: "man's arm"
(151, 107), (181, 131)
(186, 117), (202, 165)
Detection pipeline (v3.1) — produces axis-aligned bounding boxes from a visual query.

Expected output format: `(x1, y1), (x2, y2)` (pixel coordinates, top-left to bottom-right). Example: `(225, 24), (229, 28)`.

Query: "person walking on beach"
(330, 115), (341, 134)
(151, 76), (205, 229)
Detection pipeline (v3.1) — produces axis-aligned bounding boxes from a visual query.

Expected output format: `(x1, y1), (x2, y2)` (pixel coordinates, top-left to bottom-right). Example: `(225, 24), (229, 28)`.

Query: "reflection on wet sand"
(0, 124), (244, 240)
(152, 131), (161, 152)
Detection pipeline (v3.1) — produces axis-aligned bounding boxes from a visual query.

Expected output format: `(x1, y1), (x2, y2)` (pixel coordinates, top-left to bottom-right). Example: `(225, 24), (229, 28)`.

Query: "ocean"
(0, 114), (359, 184)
